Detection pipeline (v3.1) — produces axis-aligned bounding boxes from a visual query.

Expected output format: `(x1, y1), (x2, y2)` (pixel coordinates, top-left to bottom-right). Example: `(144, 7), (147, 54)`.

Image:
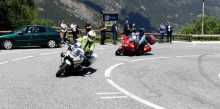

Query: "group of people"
(159, 21), (174, 44)
(99, 20), (118, 45)
(61, 19), (174, 46)
(60, 19), (80, 43)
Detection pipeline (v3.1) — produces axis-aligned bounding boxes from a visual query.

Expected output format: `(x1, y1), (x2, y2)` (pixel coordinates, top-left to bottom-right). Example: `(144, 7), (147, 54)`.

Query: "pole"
(202, 0), (205, 35)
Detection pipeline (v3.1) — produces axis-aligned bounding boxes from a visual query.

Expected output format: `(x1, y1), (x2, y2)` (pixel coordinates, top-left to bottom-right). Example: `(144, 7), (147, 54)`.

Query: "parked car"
(0, 25), (62, 49)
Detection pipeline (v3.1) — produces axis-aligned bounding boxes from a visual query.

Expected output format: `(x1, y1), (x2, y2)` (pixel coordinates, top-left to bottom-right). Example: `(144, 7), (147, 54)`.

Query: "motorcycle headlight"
(72, 49), (81, 56)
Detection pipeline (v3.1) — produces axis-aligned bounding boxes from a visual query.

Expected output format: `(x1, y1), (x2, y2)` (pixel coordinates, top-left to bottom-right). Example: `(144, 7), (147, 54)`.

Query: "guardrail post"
(189, 34), (192, 42)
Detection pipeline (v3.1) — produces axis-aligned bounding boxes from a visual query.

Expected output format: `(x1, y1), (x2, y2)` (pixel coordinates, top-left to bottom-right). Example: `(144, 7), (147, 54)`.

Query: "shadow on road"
(62, 67), (97, 77)
(122, 53), (154, 57)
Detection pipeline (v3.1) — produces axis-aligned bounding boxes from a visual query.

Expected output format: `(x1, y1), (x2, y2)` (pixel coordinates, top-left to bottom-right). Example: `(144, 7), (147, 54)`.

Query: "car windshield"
(11, 27), (21, 33)
(12, 26), (25, 33)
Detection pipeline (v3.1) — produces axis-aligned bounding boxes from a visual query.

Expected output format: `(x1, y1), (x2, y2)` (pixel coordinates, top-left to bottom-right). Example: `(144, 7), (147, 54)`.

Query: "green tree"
(180, 16), (220, 34)
(0, 0), (54, 30)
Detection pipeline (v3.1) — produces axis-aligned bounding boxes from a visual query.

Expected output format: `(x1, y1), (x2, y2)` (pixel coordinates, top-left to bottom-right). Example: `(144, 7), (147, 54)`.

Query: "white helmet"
(88, 30), (96, 42)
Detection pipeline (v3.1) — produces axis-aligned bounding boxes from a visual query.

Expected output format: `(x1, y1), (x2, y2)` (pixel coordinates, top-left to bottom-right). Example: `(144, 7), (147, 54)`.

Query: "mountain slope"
(35, 0), (220, 32)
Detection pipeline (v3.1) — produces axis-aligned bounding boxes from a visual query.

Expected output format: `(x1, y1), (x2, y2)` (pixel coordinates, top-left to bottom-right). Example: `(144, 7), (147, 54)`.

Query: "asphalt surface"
(0, 41), (220, 109)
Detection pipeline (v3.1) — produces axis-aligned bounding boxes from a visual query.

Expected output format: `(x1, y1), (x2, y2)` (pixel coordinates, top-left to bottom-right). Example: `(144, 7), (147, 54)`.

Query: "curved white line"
(0, 61), (9, 65)
(101, 96), (127, 99)
(40, 52), (59, 56)
(128, 57), (170, 62)
(107, 79), (166, 109)
(105, 63), (124, 77)
(0, 49), (37, 55)
(11, 56), (34, 62)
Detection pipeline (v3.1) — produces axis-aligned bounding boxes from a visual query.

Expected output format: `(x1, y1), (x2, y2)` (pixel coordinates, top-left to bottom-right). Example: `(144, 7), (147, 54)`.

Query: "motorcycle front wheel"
(56, 63), (69, 77)
(115, 49), (123, 56)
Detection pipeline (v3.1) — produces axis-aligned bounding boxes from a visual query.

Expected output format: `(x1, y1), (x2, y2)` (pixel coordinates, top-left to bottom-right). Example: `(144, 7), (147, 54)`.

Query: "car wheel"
(47, 40), (56, 48)
(2, 40), (13, 49)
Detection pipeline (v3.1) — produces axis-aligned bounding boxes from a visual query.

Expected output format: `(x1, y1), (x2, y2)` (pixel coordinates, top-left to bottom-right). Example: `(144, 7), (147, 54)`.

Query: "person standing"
(70, 21), (78, 42)
(85, 21), (92, 36)
(124, 20), (131, 36)
(61, 19), (67, 43)
(100, 21), (106, 45)
(112, 21), (118, 45)
(166, 21), (174, 43)
(159, 22), (166, 43)
(131, 23), (137, 34)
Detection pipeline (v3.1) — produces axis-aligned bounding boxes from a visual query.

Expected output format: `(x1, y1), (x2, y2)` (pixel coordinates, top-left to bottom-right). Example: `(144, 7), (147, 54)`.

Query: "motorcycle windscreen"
(146, 35), (156, 45)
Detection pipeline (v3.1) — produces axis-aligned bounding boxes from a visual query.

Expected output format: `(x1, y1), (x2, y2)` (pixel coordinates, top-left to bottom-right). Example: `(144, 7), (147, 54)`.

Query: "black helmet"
(139, 28), (145, 33)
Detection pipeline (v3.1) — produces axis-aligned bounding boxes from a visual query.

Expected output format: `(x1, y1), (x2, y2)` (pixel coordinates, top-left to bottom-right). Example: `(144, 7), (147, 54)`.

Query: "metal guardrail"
(1, 27), (220, 42)
(0, 31), (11, 33)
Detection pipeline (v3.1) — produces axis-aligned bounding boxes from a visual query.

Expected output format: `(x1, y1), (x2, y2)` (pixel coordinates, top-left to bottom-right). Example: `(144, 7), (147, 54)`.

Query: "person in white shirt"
(70, 21), (78, 42)
(61, 19), (67, 43)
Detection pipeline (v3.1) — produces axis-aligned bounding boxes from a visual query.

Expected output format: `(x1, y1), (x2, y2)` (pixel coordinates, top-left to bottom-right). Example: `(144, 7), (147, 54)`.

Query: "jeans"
(160, 33), (164, 43)
(113, 32), (117, 44)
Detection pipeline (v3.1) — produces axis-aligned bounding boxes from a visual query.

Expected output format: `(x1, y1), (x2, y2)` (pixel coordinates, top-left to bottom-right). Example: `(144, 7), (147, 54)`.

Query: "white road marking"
(128, 57), (171, 62)
(107, 79), (166, 109)
(192, 41), (220, 44)
(182, 46), (208, 47)
(0, 61), (9, 65)
(11, 56), (34, 62)
(175, 55), (200, 58)
(101, 96), (127, 99)
(0, 51), (22, 54)
(0, 49), (37, 55)
(105, 63), (124, 77)
(96, 92), (122, 95)
(40, 52), (60, 56)
(218, 73), (220, 78)
(112, 58), (131, 61)
(214, 53), (220, 57)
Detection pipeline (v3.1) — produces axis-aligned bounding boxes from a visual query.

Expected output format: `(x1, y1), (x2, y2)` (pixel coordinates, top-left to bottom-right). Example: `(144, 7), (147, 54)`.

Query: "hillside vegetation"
(33, 0), (220, 32)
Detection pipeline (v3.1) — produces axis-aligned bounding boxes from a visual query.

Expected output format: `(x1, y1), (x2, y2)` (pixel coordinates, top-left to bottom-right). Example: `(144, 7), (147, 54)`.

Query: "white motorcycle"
(56, 43), (97, 77)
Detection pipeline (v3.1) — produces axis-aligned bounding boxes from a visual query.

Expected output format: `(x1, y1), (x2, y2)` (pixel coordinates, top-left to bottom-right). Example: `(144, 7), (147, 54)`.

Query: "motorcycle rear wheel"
(115, 49), (123, 56)
(56, 63), (69, 77)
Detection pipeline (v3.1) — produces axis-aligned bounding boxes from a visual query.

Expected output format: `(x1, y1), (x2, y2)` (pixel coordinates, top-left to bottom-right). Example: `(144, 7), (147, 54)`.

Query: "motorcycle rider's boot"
(88, 54), (97, 63)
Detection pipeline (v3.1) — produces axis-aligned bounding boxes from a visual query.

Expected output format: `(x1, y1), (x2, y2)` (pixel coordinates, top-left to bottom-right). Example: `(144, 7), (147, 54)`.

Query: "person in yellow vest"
(76, 30), (97, 67)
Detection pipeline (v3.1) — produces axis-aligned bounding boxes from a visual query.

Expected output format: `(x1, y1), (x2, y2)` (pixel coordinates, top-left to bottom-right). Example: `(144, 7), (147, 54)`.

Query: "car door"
(14, 26), (34, 45)
(32, 26), (48, 45)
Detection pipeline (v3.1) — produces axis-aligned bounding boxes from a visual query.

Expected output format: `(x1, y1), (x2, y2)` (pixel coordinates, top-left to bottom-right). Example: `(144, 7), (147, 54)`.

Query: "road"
(0, 41), (220, 109)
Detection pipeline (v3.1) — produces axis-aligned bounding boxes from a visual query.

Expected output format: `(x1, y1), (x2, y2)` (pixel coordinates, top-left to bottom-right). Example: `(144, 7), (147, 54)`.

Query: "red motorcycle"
(115, 34), (156, 56)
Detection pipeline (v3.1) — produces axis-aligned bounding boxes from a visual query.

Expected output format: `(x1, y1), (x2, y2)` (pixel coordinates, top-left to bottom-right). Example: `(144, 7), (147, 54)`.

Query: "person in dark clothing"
(100, 21), (106, 45)
(70, 21), (78, 42)
(131, 23), (136, 34)
(166, 21), (174, 43)
(124, 20), (131, 36)
(85, 21), (92, 36)
(112, 21), (118, 45)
